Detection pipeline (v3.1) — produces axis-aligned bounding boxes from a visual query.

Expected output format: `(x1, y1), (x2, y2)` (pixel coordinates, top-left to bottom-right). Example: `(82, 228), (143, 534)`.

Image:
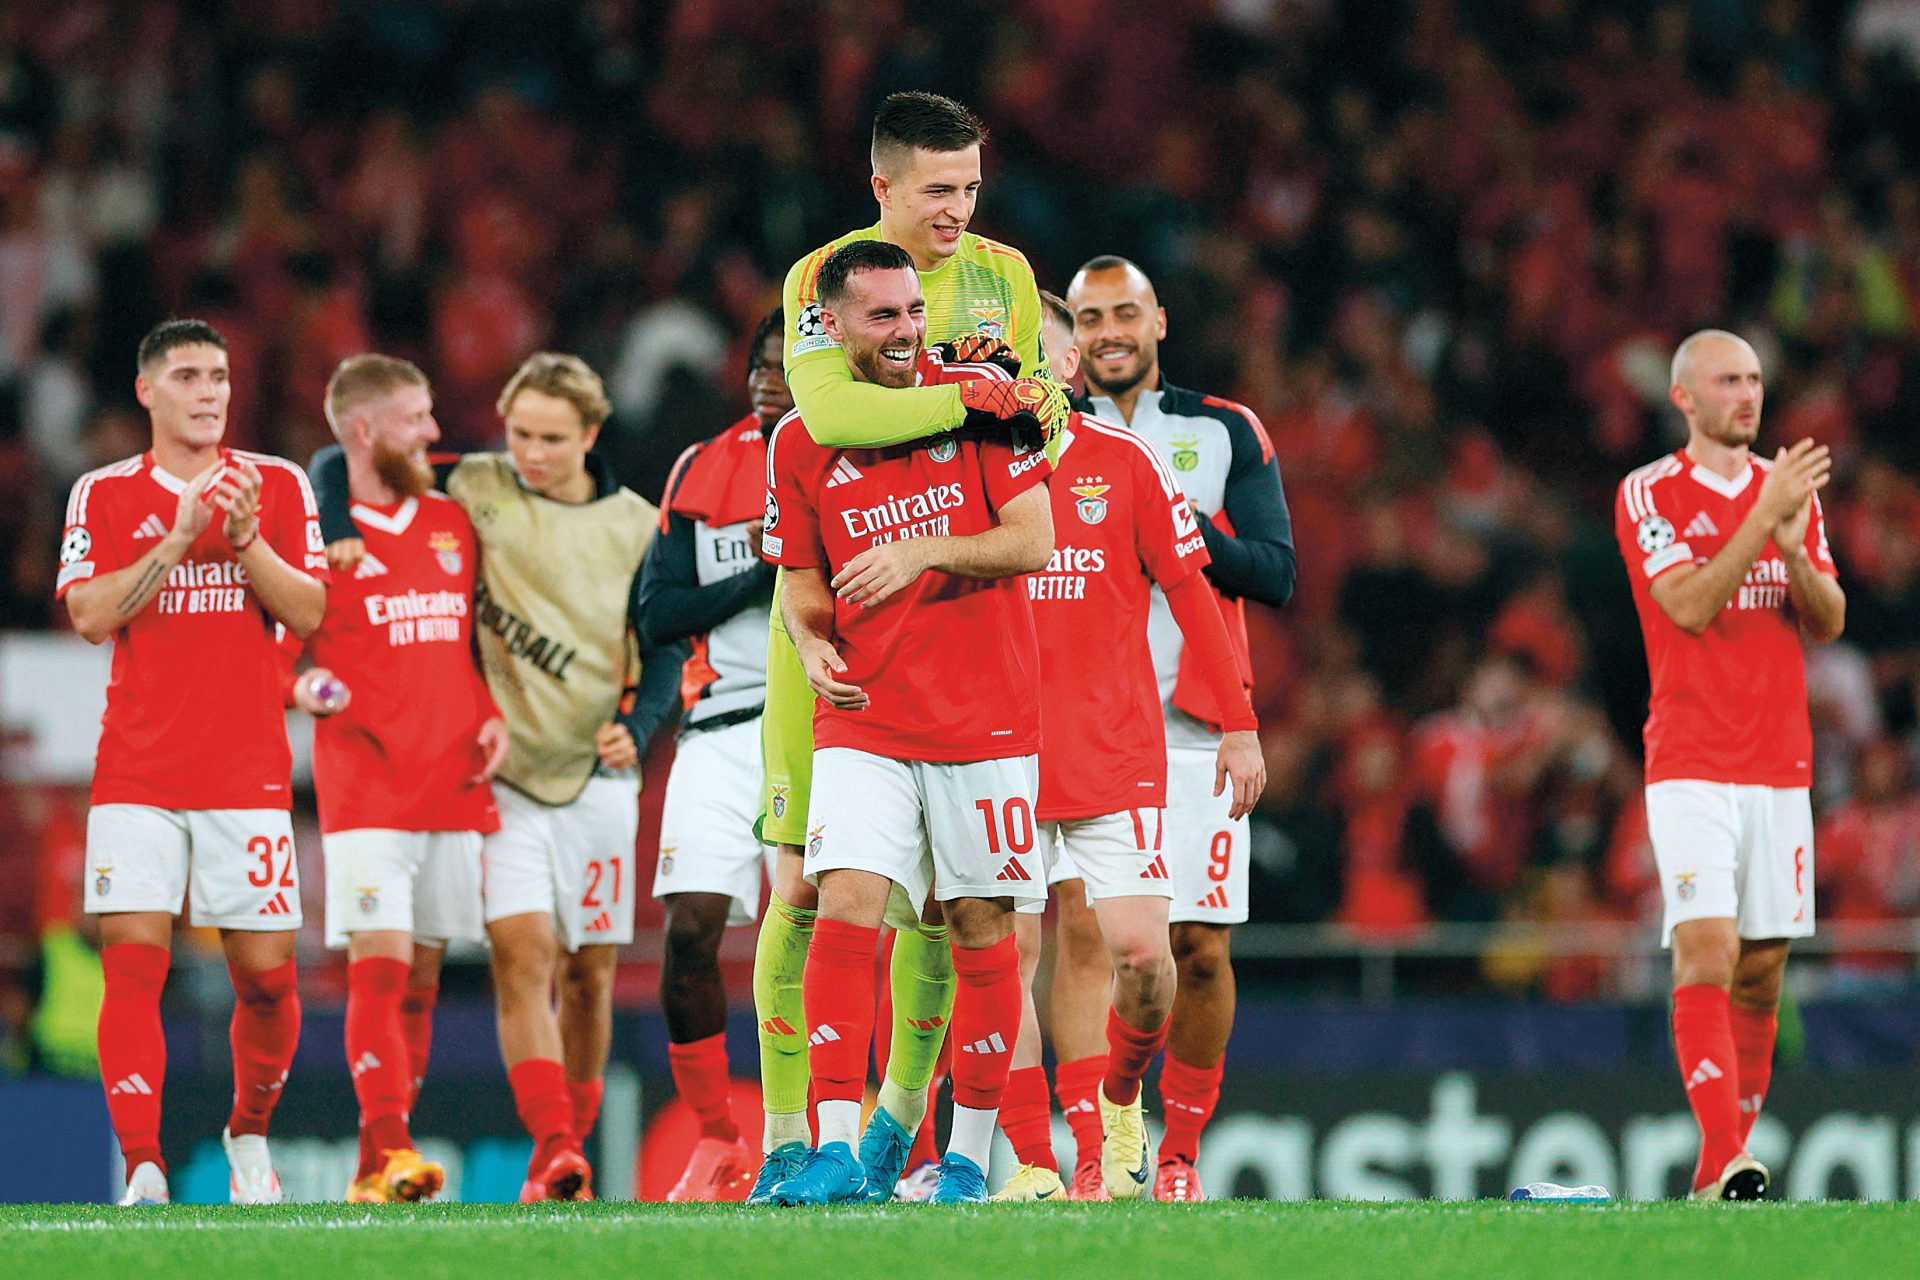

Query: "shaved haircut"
(1671, 329), (1755, 390)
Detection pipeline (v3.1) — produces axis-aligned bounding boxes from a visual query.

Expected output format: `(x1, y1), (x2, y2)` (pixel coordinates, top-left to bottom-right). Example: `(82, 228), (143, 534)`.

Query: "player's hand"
(1755, 439), (1830, 526)
(471, 715), (510, 784)
(326, 537), (366, 574)
(795, 634), (868, 710)
(595, 721), (639, 772)
(934, 335), (1022, 377)
(213, 458), (263, 547)
(1773, 494), (1814, 560)
(1214, 729), (1266, 821)
(292, 668), (351, 716)
(831, 540), (931, 608)
(958, 376), (1070, 447)
(171, 461), (222, 544)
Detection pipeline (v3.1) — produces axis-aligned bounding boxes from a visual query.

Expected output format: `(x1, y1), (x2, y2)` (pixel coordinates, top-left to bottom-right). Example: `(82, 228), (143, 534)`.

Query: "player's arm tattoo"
(113, 555), (170, 618)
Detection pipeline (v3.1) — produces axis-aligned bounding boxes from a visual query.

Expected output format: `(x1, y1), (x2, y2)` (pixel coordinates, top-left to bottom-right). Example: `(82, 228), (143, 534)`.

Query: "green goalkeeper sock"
(878, 922), (955, 1131)
(754, 890), (815, 1146)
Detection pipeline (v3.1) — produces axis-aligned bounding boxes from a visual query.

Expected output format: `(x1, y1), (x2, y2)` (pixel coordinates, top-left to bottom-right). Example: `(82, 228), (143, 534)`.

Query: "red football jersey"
(282, 493), (500, 834)
(1615, 449), (1838, 787)
(57, 449), (331, 809)
(765, 361), (1051, 763)
(1032, 413), (1210, 819)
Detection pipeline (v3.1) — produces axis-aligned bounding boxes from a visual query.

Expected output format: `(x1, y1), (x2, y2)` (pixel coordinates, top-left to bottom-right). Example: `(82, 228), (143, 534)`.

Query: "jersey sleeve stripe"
(1624, 456), (1681, 520)
(1201, 395), (1276, 465)
(766, 411), (802, 488)
(241, 452), (323, 517)
(1078, 416), (1182, 499)
(659, 441), (705, 531)
(795, 245), (837, 305)
(66, 457), (142, 526)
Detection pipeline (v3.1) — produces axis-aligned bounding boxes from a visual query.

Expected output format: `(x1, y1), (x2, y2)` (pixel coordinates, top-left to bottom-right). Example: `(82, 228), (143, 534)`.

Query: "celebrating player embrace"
(61, 320), (329, 1206)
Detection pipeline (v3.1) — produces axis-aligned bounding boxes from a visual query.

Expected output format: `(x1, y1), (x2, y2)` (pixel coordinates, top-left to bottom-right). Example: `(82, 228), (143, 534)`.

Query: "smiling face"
(822, 265), (926, 390)
(136, 342), (231, 452)
(358, 382), (440, 498)
(1068, 264), (1167, 399)
(873, 145), (981, 269)
(1672, 334), (1764, 448)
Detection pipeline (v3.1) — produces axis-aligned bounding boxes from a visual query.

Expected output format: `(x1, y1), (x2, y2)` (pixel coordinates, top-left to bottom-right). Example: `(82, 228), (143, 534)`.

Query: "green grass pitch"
(5, 1201), (1920, 1280)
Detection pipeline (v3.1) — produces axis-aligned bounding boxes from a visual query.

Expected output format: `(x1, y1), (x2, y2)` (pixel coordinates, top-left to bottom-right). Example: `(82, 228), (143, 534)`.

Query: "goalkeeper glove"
(958, 375), (1072, 448)
(934, 334), (1022, 377)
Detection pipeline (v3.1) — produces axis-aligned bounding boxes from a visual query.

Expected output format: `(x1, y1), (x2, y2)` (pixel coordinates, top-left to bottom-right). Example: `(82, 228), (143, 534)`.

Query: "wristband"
(230, 527), (258, 554)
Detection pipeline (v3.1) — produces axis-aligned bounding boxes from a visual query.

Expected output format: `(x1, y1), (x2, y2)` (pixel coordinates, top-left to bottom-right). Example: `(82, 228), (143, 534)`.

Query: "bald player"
(1066, 256), (1295, 1201)
(1615, 329), (1843, 1199)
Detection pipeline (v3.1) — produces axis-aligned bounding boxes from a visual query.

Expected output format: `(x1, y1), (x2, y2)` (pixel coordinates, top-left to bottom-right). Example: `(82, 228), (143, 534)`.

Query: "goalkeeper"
(748, 90), (1071, 1204)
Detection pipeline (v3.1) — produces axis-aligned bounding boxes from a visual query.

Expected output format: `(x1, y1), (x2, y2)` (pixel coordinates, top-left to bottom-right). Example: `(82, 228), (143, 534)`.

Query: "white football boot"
(223, 1127), (285, 1205)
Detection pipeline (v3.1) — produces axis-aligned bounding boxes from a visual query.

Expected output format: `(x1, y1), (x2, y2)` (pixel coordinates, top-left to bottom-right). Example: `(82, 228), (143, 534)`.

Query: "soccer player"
(1067, 257), (1296, 1201)
(283, 355), (509, 1203)
(633, 309), (788, 1201)
(763, 241), (1054, 1206)
(1615, 329), (1844, 1200)
(750, 90), (1070, 1202)
(994, 294), (1265, 1202)
(59, 319), (328, 1206)
(310, 353), (683, 1201)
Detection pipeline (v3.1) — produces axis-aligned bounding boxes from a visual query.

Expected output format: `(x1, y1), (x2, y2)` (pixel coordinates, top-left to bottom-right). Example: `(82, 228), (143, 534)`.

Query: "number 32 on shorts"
(246, 834), (295, 888)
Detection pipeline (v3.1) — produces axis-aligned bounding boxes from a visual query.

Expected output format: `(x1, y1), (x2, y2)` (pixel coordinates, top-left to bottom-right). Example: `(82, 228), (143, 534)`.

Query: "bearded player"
(283, 355), (510, 1203)
(1067, 257), (1296, 1200)
(634, 309), (788, 1200)
(764, 241), (1053, 1206)
(1617, 330), (1843, 1199)
(310, 354), (684, 1201)
(60, 319), (328, 1206)
(750, 91), (1071, 1202)
(992, 294), (1265, 1202)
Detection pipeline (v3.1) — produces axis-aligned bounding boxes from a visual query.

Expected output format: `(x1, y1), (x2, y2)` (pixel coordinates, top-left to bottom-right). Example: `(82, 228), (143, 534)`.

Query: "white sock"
(947, 1103), (999, 1168)
(816, 1099), (862, 1150)
(764, 1111), (811, 1152)
(876, 1076), (930, 1134)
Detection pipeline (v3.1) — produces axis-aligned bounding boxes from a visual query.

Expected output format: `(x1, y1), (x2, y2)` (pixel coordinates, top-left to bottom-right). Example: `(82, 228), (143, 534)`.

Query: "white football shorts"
(1166, 743), (1249, 925)
(323, 829), (484, 949)
(1646, 779), (1815, 946)
(1022, 809), (1177, 916)
(85, 805), (302, 930)
(653, 717), (774, 925)
(485, 776), (640, 951)
(806, 748), (1044, 930)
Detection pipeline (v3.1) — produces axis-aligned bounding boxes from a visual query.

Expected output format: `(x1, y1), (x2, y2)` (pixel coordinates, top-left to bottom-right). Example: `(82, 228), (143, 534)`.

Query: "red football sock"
(227, 960), (300, 1138)
(99, 943), (170, 1173)
(668, 1031), (739, 1141)
(1054, 1055), (1108, 1169)
(346, 957), (413, 1162)
(400, 981), (438, 1106)
(948, 936), (1021, 1111)
(1730, 1002), (1778, 1147)
(1001, 1065), (1057, 1170)
(802, 919), (880, 1104)
(1157, 1052), (1223, 1165)
(569, 1078), (605, 1140)
(509, 1057), (578, 1166)
(1673, 983), (1743, 1189)
(1104, 1007), (1169, 1107)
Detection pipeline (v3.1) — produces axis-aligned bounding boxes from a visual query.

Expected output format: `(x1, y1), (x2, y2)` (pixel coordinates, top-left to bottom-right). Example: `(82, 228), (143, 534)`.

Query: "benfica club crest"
(770, 784), (789, 820)
(358, 886), (379, 914)
(1170, 433), (1201, 472)
(1071, 481), (1111, 524)
(429, 530), (462, 575)
(94, 865), (112, 897)
(928, 434), (958, 463)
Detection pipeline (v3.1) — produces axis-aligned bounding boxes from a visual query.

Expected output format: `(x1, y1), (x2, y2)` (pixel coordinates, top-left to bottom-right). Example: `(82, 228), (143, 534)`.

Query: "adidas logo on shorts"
(585, 910), (612, 933)
(257, 892), (293, 917)
(1197, 887), (1228, 911)
(995, 859), (1031, 883)
(1140, 855), (1169, 880)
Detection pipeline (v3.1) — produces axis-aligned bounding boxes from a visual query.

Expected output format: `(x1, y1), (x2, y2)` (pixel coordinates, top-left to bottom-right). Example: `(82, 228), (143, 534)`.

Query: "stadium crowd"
(3, 0), (1920, 1017)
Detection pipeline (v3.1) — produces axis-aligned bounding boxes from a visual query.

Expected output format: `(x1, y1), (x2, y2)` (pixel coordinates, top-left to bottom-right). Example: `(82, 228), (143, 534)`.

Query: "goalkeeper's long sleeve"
(788, 355), (966, 448)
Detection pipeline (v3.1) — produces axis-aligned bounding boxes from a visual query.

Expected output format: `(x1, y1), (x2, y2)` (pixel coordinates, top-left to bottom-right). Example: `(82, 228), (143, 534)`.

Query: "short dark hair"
(817, 240), (915, 311)
(747, 306), (783, 372)
(871, 92), (987, 174)
(1077, 254), (1144, 280)
(137, 318), (227, 371)
(1039, 290), (1072, 331)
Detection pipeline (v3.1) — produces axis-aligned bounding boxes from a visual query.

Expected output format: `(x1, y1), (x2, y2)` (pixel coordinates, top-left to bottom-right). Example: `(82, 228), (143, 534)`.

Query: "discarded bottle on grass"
(1509, 1182), (1612, 1203)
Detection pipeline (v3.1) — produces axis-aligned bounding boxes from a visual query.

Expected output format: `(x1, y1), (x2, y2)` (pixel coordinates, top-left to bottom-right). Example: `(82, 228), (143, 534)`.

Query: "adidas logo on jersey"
(808, 1025), (842, 1047)
(257, 892), (293, 917)
(132, 514), (169, 540)
(995, 859), (1031, 883)
(1140, 855), (1169, 880)
(354, 552), (391, 579)
(824, 457), (865, 488)
(959, 1032), (1008, 1056)
(1683, 512), (1720, 540)
(1686, 1058), (1725, 1092)
(1197, 887), (1229, 911)
(108, 1073), (154, 1097)
(585, 910), (612, 933)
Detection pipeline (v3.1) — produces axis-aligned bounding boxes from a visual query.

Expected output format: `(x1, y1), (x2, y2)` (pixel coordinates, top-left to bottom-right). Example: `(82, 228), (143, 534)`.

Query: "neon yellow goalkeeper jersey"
(781, 222), (1050, 448)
